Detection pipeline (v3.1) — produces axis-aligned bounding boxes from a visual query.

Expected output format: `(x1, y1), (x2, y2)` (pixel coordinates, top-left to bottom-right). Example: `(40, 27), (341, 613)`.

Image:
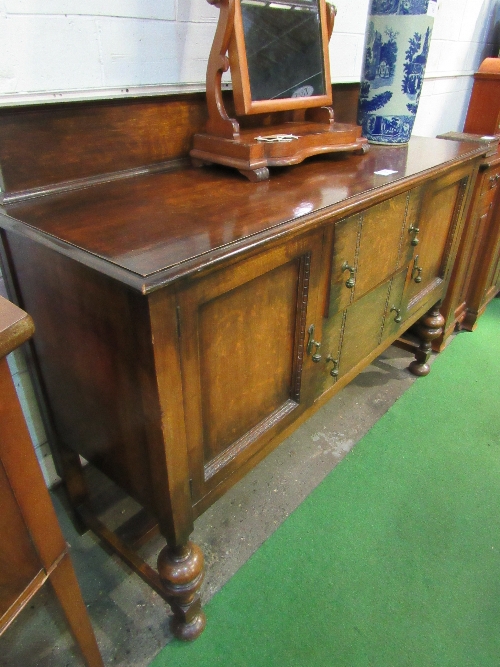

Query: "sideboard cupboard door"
(176, 231), (324, 509)
(404, 166), (472, 315)
(319, 278), (396, 397)
(328, 190), (419, 316)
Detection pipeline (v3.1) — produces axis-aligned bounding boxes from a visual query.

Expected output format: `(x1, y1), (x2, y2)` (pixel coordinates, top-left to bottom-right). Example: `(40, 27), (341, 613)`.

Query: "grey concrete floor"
(1, 343), (440, 667)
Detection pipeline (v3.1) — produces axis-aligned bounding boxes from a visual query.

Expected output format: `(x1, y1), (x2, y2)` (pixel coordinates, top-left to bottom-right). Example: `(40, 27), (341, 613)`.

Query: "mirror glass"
(240, 0), (326, 102)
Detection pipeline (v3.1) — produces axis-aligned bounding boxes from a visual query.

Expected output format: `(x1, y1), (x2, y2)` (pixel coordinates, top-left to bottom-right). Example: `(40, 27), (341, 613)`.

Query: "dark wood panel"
(4, 234), (158, 513)
(0, 85), (360, 199)
(199, 260), (298, 462)
(0, 95), (207, 195)
(331, 83), (361, 125)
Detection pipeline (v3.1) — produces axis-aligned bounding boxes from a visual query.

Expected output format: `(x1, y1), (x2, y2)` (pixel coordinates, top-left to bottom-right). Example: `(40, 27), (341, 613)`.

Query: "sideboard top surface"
(0, 136), (485, 292)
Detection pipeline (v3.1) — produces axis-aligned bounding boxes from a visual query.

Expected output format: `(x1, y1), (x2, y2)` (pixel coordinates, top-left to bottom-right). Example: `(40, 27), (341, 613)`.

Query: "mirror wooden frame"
(229, 0), (333, 116)
(191, 0), (368, 181)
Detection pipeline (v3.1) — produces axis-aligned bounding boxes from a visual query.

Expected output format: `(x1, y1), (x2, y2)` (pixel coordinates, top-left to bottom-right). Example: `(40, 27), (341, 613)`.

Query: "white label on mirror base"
(481, 136), (497, 141)
(255, 134), (299, 142)
(427, 0), (438, 17)
(374, 169), (398, 176)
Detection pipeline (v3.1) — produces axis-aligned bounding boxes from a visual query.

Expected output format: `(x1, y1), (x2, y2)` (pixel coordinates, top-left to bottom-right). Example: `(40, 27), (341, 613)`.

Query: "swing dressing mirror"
(230, 0), (332, 114)
(191, 0), (368, 181)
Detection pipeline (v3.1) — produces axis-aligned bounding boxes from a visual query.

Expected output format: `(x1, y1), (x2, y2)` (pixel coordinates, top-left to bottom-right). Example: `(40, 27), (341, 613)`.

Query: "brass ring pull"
(307, 324), (322, 362)
(409, 224), (420, 246)
(326, 355), (339, 377)
(341, 261), (356, 288)
(390, 306), (402, 323)
(412, 255), (423, 283)
(489, 173), (500, 188)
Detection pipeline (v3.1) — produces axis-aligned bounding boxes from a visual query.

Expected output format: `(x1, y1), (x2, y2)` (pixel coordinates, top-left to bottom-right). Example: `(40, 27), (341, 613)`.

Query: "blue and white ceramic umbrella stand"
(358, 0), (437, 144)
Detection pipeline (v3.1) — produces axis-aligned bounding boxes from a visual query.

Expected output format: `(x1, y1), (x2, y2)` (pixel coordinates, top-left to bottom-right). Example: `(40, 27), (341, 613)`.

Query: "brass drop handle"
(412, 255), (423, 283)
(489, 173), (500, 188)
(307, 324), (322, 362)
(341, 261), (356, 288)
(326, 354), (339, 377)
(390, 306), (402, 323)
(409, 224), (420, 246)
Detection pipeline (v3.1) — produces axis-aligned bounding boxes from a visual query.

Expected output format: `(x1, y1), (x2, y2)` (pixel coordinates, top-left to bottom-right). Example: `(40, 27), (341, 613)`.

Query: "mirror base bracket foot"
(238, 167), (270, 182)
(191, 123), (368, 181)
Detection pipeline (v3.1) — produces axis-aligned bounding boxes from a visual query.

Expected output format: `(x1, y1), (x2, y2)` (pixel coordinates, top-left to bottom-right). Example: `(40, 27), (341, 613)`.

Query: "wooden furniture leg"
(409, 302), (445, 376)
(158, 542), (206, 641)
(77, 501), (206, 640)
(49, 552), (104, 667)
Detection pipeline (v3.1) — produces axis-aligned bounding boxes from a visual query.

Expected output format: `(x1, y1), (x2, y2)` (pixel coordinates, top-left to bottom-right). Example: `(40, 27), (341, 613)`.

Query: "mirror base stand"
(191, 114), (369, 182)
(193, 0), (368, 181)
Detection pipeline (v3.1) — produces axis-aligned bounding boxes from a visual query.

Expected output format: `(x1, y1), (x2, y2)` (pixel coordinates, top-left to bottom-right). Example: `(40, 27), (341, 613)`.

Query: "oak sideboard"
(0, 97), (486, 640)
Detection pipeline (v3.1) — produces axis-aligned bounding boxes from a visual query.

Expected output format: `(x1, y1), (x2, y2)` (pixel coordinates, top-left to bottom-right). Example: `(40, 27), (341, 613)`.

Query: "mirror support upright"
(205, 0), (241, 140)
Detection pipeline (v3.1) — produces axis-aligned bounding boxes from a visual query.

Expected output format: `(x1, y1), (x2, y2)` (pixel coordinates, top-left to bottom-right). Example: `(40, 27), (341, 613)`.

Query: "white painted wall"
(414, 0), (500, 136)
(1, 0), (499, 137)
(0, 0), (499, 485)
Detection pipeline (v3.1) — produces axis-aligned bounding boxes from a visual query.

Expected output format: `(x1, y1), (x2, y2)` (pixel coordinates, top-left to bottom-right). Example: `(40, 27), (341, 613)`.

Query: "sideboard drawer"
(329, 191), (418, 315)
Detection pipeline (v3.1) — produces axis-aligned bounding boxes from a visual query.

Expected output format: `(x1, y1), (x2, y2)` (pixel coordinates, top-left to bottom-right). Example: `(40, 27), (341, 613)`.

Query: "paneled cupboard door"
(318, 266), (408, 397)
(404, 166), (472, 316)
(176, 231), (324, 507)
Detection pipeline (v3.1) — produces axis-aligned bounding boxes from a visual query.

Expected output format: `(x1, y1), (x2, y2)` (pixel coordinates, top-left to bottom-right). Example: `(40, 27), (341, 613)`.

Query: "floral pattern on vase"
(358, 0), (435, 144)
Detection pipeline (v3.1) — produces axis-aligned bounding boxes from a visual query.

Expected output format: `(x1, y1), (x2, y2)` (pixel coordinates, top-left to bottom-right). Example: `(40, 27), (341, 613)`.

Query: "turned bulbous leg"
(158, 541), (206, 641)
(409, 302), (445, 377)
